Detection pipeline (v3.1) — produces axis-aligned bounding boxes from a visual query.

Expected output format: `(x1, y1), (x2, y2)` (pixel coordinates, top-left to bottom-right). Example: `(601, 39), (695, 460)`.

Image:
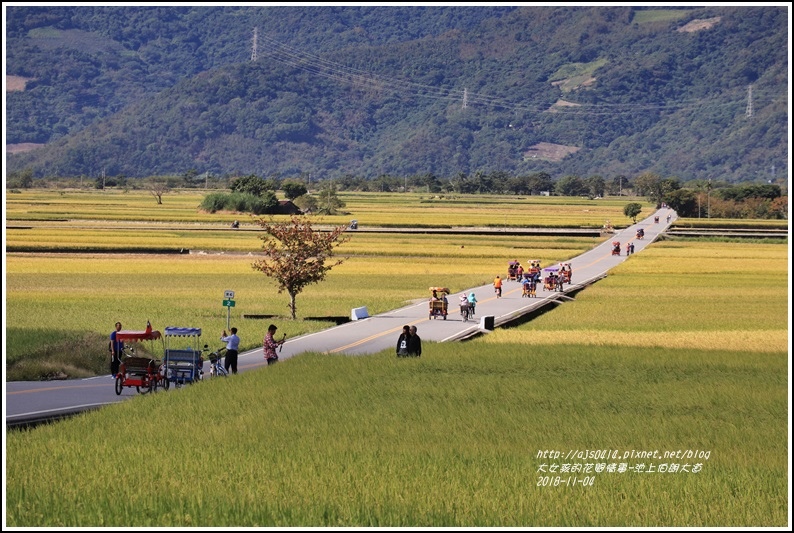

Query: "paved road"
(5, 209), (675, 426)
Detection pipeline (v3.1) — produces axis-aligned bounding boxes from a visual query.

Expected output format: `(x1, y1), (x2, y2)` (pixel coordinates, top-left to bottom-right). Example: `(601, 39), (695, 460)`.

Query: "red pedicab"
(559, 262), (572, 283)
(611, 241), (621, 256)
(543, 267), (562, 292)
(114, 322), (165, 395)
(525, 259), (542, 281)
(507, 261), (520, 281)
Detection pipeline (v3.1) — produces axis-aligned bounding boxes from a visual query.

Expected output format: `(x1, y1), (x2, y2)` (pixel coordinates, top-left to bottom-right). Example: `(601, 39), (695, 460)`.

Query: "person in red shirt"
(263, 324), (284, 365)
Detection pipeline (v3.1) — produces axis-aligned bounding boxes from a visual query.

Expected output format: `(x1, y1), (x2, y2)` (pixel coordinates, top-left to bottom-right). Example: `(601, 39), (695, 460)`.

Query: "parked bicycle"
(205, 346), (229, 378)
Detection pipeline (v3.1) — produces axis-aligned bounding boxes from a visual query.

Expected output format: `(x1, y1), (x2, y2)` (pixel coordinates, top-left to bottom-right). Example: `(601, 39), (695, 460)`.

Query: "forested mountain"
(5, 5), (789, 184)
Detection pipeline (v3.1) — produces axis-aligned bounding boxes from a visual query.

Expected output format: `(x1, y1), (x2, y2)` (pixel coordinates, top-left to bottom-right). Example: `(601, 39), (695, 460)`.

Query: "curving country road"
(5, 209), (675, 427)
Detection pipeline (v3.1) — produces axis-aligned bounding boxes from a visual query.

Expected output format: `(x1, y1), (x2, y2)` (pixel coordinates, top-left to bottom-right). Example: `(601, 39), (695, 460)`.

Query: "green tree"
(527, 172), (553, 195)
(634, 172), (676, 207)
(7, 168), (34, 189)
(664, 189), (698, 217)
(585, 175), (606, 197)
(251, 216), (349, 319)
(555, 175), (587, 196)
(316, 181), (346, 215)
(623, 202), (643, 224)
(282, 180), (308, 200)
(230, 174), (271, 197)
(292, 194), (318, 213)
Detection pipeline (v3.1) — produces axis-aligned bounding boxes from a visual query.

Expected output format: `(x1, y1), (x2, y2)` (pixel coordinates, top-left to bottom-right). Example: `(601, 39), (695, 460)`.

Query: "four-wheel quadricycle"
(162, 327), (205, 389)
(113, 324), (165, 395)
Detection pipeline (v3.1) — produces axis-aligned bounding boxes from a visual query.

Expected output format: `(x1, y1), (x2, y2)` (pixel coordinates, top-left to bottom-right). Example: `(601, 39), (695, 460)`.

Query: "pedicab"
(429, 287), (450, 320)
(507, 261), (520, 281)
(636, 228), (644, 239)
(559, 262), (572, 283)
(543, 267), (561, 291)
(162, 326), (205, 389)
(114, 322), (165, 395)
(611, 241), (621, 256)
(526, 259), (542, 281)
(654, 216), (660, 223)
(521, 277), (537, 298)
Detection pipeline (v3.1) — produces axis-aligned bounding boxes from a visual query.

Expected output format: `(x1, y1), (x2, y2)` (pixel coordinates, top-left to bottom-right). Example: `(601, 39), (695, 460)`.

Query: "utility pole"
(745, 84), (753, 118)
(707, 178), (712, 219)
(251, 27), (258, 62)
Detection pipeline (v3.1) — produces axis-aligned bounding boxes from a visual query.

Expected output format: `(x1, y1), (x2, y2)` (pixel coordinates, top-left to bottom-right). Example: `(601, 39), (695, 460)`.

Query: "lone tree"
(623, 202), (643, 223)
(145, 177), (170, 204)
(252, 215), (349, 319)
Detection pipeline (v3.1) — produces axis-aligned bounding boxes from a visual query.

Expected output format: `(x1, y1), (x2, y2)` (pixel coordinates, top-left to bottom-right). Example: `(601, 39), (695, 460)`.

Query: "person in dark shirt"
(396, 325), (411, 357)
(109, 321), (123, 377)
(408, 326), (422, 357)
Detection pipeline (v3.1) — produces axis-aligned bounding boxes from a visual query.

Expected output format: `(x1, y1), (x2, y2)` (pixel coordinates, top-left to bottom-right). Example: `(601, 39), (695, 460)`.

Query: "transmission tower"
(462, 87), (468, 109)
(745, 84), (753, 118)
(251, 27), (258, 62)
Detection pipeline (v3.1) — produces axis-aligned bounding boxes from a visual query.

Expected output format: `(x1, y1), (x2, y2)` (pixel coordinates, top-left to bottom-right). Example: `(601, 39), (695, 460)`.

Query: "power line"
(256, 34), (785, 117)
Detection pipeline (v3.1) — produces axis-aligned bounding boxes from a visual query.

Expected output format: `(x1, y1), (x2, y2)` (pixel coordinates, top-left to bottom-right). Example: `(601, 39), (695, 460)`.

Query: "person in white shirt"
(220, 327), (241, 374)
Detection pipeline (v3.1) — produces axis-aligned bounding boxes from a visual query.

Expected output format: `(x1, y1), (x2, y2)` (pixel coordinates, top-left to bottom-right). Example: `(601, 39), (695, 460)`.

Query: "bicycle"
(206, 346), (229, 378)
(460, 303), (472, 323)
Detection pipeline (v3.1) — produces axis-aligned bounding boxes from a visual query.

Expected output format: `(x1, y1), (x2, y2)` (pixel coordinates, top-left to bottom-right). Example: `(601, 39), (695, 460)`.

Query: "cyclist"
(467, 292), (478, 315)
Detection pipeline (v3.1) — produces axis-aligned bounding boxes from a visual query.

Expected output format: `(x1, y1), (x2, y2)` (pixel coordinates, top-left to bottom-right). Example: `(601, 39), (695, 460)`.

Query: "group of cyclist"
(459, 291), (478, 318)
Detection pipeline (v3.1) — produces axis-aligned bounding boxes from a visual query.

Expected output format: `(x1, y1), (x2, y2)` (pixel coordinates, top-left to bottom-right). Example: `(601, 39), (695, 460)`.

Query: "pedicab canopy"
(543, 267), (559, 272)
(429, 287), (450, 294)
(116, 321), (161, 342)
(164, 327), (202, 337)
(116, 329), (162, 342)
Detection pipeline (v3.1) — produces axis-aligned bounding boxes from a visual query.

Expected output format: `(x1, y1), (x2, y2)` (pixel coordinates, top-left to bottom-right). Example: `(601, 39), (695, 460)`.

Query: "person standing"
(629, 242), (635, 255)
(408, 326), (422, 357)
(263, 324), (284, 365)
(109, 321), (124, 377)
(396, 325), (411, 357)
(220, 327), (240, 374)
(493, 275), (503, 297)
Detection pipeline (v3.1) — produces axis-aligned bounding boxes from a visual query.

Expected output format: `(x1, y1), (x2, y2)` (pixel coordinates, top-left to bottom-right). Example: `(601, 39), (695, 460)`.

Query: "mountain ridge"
(4, 5), (788, 183)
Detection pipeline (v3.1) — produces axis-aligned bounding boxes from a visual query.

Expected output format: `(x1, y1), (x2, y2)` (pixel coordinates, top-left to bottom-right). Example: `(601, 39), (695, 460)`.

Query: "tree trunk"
(288, 290), (297, 320)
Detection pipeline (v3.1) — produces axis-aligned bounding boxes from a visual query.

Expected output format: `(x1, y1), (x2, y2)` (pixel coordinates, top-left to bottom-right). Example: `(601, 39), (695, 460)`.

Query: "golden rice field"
(5, 188), (649, 227)
(4, 230), (789, 526)
(486, 240), (788, 353)
(4, 230), (599, 376)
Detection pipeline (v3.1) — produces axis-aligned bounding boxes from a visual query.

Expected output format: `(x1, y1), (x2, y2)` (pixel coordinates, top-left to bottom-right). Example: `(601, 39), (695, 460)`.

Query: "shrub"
(200, 192), (277, 214)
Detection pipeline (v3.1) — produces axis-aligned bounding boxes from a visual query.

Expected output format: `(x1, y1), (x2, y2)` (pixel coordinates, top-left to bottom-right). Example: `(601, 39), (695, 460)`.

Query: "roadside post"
(223, 290), (235, 330)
